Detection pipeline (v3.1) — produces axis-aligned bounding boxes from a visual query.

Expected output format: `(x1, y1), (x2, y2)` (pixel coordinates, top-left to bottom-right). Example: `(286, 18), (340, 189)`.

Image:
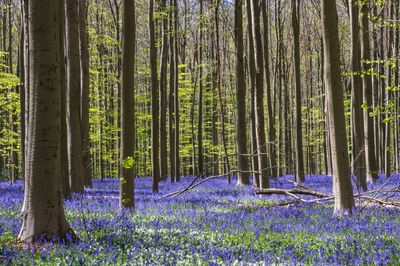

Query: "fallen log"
(257, 188), (330, 198)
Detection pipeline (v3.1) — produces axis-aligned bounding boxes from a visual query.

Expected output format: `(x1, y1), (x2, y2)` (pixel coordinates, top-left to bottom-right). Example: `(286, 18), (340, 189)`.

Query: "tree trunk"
(159, 0), (168, 181)
(251, 0), (269, 189)
(19, 0), (72, 242)
(168, 0), (176, 182)
(65, 0), (84, 193)
(291, 0), (305, 182)
(246, 0), (259, 187)
(359, 1), (378, 183)
(197, 0), (204, 178)
(173, 0), (180, 182)
(261, 0), (276, 179)
(321, 0), (354, 216)
(60, 0), (71, 199)
(349, 0), (367, 191)
(79, 0), (92, 188)
(150, 0), (160, 193)
(120, 0), (135, 208)
(234, 0), (250, 185)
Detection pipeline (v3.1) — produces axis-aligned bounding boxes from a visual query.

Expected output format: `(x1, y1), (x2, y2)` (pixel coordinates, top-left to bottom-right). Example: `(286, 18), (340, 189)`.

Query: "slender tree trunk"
(19, 0), (72, 242)
(261, 0), (276, 179)
(246, 0), (259, 187)
(168, 0), (176, 182)
(234, 0), (250, 185)
(173, 0), (180, 182)
(60, 0), (71, 199)
(120, 0), (135, 208)
(65, 0), (84, 193)
(150, 0), (160, 192)
(19, 0), (26, 184)
(251, 0), (269, 189)
(197, 0), (204, 178)
(291, 0), (304, 182)
(349, 0), (367, 191)
(359, 1), (378, 183)
(384, 1), (394, 177)
(321, 0), (354, 216)
(159, 0), (168, 181)
(79, 0), (92, 188)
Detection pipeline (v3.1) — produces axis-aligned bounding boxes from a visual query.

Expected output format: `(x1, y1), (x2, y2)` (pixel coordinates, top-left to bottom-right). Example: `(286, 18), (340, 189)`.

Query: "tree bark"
(321, 0), (354, 216)
(251, 0), (269, 189)
(359, 1), (378, 183)
(79, 0), (92, 188)
(159, 0), (168, 181)
(349, 0), (367, 191)
(120, 0), (135, 208)
(65, 0), (85, 193)
(150, 0), (160, 193)
(291, 0), (305, 182)
(19, 0), (72, 242)
(234, 0), (250, 185)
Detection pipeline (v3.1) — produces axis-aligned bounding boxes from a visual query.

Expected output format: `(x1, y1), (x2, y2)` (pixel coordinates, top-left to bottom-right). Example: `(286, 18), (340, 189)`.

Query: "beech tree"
(19, 0), (72, 242)
(234, 0), (250, 185)
(149, 0), (160, 193)
(65, 0), (84, 193)
(119, 0), (135, 208)
(321, 0), (354, 215)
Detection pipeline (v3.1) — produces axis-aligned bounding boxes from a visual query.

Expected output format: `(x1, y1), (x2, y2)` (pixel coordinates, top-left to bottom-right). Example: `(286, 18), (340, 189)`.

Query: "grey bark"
(120, 0), (135, 208)
(321, 0), (354, 216)
(19, 0), (72, 242)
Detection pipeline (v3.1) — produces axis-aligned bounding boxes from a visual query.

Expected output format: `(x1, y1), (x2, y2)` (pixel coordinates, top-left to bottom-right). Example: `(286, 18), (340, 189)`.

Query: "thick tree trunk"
(79, 0), (92, 188)
(65, 0), (84, 193)
(19, 0), (72, 242)
(234, 0), (250, 185)
(120, 0), (135, 208)
(321, 0), (354, 216)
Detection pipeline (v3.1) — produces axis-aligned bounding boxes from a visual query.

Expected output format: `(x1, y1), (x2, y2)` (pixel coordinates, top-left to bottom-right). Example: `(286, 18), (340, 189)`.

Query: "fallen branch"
(256, 188), (330, 198)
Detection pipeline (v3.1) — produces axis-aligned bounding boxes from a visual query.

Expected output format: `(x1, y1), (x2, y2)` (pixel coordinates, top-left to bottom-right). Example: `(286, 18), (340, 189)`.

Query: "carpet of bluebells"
(1, 175), (400, 265)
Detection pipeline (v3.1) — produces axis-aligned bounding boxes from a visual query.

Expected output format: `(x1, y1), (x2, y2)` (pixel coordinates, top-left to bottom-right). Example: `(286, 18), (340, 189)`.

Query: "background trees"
(0, 0), (399, 222)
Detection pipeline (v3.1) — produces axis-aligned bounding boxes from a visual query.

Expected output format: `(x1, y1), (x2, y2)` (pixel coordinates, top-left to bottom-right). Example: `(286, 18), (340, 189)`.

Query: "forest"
(0, 0), (400, 264)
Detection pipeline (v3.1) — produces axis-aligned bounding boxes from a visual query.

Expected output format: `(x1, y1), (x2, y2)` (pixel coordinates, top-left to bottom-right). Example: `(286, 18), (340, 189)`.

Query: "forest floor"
(0, 175), (399, 265)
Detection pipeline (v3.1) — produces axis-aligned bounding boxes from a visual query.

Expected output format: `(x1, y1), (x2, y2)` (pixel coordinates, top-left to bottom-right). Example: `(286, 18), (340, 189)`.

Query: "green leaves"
(122, 156), (135, 170)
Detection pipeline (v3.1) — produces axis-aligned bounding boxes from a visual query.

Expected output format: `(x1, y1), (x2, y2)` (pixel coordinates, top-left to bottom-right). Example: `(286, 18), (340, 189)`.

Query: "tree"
(291, 0), (305, 183)
(321, 0), (354, 215)
(120, 0), (135, 208)
(349, 0), (366, 191)
(251, 0), (269, 189)
(359, 1), (378, 183)
(149, 0), (160, 193)
(197, 0), (204, 178)
(79, 0), (92, 188)
(60, 0), (71, 199)
(234, 0), (250, 185)
(261, 0), (276, 179)
(66, 0), (85, 193)
(19, 0), (72, 242)
(159, 0), (168, 182)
